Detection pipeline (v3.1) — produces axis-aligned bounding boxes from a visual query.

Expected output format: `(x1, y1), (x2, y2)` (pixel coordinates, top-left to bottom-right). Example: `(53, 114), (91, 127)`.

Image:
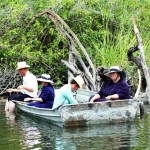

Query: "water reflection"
(1, 103), (150, 150)
(16, 112), (137, 150)
(21, 127), (42, 149)
(61, 124), (133, 150)
(16, 114), (52, 150)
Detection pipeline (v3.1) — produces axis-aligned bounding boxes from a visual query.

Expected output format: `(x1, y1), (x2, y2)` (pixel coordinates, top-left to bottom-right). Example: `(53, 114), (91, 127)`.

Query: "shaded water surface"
(0, 102), (150, 150)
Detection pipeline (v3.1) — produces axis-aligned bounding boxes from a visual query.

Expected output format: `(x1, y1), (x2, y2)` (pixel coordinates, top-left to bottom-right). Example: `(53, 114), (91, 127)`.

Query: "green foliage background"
(0, 0), (150, 86)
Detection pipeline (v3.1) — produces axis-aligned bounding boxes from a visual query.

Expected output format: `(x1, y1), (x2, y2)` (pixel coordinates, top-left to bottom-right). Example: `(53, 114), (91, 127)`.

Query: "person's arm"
(90, 80), (110, 102)
(24, 97), (43, 102)
(90, 94), (101, 103)
(65, 93), (78, 104)
(105, 94), (119, 100)
(7, 88), (21, 93)
(17, 85), (34, 92)
(64, 85), (78, 104)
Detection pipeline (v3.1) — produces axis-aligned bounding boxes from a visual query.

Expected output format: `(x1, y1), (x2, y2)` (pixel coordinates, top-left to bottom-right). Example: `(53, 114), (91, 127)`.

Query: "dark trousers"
(8, 93), (32, 101)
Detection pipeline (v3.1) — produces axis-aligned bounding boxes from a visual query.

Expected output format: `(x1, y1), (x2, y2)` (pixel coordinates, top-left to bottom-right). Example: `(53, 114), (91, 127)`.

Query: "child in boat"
(52, 76), (84, 109)
(24, 74), (55, 108)
(90, 66), (130, 102)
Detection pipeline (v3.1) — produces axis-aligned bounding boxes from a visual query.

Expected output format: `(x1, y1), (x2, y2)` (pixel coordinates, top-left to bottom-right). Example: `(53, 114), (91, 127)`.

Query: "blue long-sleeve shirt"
(28, 85), (55, 108)
(39, 85), (55, 104)
(97, 79), (130, 100)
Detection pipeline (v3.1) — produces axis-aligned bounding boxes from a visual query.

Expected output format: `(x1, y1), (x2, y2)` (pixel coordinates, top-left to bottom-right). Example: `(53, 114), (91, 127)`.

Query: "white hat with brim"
(104, 66), (122, 77)
(73, 75), (84, 89)
(16, 61), (30, 70)
(37, 74), (54, 84)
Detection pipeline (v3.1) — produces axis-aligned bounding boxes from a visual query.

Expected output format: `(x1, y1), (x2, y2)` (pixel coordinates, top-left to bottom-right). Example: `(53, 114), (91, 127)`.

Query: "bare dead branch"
(28, 10), (97, 90)
(0, 65), (21, 95)
(131, 16), (150, 102)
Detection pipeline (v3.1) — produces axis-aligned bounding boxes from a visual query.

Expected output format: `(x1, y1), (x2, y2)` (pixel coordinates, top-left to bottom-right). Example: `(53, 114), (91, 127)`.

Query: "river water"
(0, 102), (150, 150)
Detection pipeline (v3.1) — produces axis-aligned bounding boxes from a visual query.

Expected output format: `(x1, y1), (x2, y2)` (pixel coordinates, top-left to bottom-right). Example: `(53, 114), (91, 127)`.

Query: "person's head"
(37, 74), (54, 86)
(70, 75), (84, 91)
(104, 66), (122, 83)
(16, 61), (30, 76)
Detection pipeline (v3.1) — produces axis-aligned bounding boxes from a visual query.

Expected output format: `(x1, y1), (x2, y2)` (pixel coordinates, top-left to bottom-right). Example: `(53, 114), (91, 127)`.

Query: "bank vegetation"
(0, 0), (150, 95)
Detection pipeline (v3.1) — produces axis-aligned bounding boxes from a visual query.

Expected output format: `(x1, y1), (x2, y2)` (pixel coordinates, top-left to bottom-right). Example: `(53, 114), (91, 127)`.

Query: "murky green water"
(0, 102), (150, 150)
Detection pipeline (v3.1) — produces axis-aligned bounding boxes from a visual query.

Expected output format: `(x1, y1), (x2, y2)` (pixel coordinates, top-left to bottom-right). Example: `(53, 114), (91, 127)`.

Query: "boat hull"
(59, 99), (139, 126)
(15, 101), (63, 126)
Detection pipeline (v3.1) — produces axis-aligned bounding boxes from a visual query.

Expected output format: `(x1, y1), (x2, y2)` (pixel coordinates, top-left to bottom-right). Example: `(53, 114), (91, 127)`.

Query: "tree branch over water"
(29, 9), (99, 90)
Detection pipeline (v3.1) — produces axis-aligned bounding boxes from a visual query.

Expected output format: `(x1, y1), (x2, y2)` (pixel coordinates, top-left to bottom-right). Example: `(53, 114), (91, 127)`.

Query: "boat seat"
(76, 89), (96, 103)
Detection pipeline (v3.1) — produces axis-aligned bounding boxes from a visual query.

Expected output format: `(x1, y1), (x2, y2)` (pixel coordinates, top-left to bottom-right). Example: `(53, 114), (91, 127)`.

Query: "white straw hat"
(104, 66), (122, 76)
(73, 75), (84, 89)
(37, 74), (54, 84)
(16, 61), (30, 70)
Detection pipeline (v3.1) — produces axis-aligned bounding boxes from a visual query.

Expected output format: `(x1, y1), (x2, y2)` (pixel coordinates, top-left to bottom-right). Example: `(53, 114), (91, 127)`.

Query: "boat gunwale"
(13, 99), (138, 111)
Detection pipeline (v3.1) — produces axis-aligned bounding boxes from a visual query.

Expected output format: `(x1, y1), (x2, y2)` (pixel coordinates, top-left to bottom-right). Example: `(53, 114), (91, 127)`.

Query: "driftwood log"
(127, 46), (147, 91)
(128, 17), (150, 103)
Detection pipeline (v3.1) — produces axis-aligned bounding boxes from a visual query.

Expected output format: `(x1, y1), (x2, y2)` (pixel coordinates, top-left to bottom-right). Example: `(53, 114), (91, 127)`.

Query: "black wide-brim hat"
(104, 66), (122, 77)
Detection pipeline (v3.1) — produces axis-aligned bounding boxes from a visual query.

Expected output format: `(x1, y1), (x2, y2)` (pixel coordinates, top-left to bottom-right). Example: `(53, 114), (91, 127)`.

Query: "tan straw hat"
(37, 74), (54, 84)
(73, 75), (84, 89)
(16, 61), (30, 70)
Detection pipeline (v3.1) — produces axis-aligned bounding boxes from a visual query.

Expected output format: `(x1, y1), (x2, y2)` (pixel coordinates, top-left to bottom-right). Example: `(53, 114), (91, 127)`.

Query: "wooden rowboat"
(14, 89), (140, 127)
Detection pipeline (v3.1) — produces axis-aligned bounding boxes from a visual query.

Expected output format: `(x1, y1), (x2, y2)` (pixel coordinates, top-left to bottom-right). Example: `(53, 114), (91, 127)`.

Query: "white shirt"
(21, 71), (38, 97)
